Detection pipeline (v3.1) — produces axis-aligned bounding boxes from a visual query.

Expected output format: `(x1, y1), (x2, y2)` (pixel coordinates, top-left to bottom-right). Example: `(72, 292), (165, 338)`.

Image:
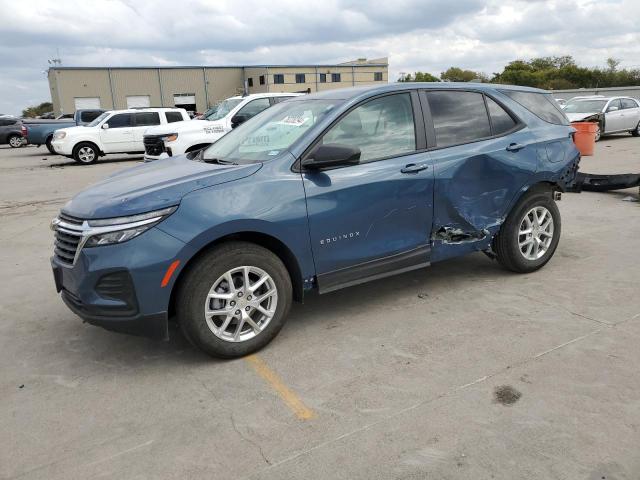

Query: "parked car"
(143, 93), (301, 161)
(51, 108), (190, 164)
(51, 83), (580, 358)
(0, 117), (25, 148)
(23, 109), (105, 153)
(564, 96), (640, 141)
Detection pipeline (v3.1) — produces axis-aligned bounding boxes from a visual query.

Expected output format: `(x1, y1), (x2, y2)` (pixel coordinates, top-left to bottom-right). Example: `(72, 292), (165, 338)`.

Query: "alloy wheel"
(78, 147), (95, 163)
(9, 136), (22, 148)
(204, 266), (278, 342)
(518, 206), (554, 261)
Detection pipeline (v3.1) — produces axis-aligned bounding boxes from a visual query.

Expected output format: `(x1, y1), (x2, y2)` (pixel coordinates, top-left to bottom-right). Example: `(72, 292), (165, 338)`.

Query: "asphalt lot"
(1, 138), (639, 480)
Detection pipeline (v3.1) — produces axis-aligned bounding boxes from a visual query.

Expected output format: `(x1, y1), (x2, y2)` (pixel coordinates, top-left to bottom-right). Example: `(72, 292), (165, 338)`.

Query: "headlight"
(84, 206), (177, 247)
(54, 131), (66, 140)
(163, 133), (178, 142)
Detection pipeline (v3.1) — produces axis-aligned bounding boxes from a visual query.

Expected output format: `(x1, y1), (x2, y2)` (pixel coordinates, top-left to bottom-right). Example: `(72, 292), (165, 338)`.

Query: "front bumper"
(51, 139), (72, 155)
(144, 152), (170, 162)
(51, 226), (189, 340)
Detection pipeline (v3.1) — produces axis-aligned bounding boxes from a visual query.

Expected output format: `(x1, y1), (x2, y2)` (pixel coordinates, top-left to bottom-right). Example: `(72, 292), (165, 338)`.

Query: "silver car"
(564, 96), (640, 141)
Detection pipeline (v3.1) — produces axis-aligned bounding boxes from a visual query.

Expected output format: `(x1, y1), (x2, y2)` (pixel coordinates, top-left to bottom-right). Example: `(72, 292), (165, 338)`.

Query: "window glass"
(107, 113), (133, 128)
(620, 98), (638, 109)
(606, 99), (622, 112)
(427, 91), (491, 147)
(486, 96), (517, 135)
(135, 112), (160, 126)
(0, 119), (12, 126)
(564, 100), (607, 113)
(80, 111), (102, 123)
(502, 90), (569, 125)
(273, 74), (284, 84)
(331, 73), (341, 82)
(374, 72), (383, 81)
(165, 111), (184, 123)
(203, 99), (339, 163)
(295, 74), (305, 84)
(319, 73), (327, 83)
(259, 75), (265, 85)
(272, 96), (296, 104)
(237, 98), (271, 119)
(322, 93), (416, 163)
(247, 78), (253, 87)
(88, 111), (109, 127)
(205, 98), (243, 121)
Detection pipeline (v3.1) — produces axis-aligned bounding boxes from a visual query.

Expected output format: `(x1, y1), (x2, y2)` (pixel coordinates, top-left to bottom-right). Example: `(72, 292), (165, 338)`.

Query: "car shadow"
(47, 156), (144, 168)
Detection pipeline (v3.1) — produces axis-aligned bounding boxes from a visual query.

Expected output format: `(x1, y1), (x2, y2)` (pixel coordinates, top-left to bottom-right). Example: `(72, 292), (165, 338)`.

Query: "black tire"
(176, 241), (293, 358)
(492, 189), (561, 273)
(594, 126), (601, 142)
(8, 134), (23, 148)
(45, 136), (56, 154)
(631, 122), (640, 137)
(72, 142), (99, 164)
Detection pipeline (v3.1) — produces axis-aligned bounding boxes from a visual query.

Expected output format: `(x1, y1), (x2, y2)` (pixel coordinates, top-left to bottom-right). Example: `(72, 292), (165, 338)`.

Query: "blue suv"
(51, 83), (580, 358)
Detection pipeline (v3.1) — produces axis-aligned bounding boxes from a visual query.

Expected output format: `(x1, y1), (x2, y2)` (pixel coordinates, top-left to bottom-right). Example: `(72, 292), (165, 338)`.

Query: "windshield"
(564, 100), (607, 114)
(88, 111), (110, 127)
(202, 99), (339, 164)
(205, 98), (243, 121)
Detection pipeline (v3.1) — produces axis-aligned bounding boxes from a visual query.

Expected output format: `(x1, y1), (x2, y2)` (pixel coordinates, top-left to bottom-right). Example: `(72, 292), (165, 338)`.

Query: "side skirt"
(317, 245), (430, 294)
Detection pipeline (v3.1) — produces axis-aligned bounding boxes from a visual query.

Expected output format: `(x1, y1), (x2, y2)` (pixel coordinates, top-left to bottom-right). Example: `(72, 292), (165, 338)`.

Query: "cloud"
(0, 0), (638, 115)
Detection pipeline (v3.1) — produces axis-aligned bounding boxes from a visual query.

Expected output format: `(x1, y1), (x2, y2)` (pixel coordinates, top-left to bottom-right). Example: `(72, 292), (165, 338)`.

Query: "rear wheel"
(72, 142), (98, 164)
(8, 135), (23, 148)
(493, 190), (561, 273)
(176, 242), (292, 358)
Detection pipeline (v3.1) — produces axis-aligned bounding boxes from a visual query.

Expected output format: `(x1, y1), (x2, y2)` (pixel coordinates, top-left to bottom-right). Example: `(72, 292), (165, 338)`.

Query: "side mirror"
(302, 144), (361, 170)
(231, 114), (248, 128)
(607, 106), (619, 112)
(101, 123), (109, 129)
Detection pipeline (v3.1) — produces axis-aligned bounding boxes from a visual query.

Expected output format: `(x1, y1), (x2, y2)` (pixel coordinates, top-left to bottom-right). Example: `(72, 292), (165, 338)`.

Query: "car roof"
(227, 92), (304, 100)
(289, 82), (549, 102)
(107, 107), (186, 114)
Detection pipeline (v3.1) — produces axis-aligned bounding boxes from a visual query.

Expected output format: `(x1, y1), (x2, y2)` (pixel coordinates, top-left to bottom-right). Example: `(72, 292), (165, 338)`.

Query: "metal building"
(48, 58), (388, 115)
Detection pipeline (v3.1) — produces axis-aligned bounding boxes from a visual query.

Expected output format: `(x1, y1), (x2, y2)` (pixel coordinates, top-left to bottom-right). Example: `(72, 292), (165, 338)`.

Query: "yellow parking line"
(245, 354), (315, 420)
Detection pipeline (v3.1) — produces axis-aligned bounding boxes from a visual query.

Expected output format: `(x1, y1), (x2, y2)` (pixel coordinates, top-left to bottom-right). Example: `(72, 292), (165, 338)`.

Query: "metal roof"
(49, 62), (388, 72)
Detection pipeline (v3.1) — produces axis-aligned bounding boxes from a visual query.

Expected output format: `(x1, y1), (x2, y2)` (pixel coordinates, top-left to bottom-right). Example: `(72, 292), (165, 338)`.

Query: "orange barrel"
(571, 122), (598, 156)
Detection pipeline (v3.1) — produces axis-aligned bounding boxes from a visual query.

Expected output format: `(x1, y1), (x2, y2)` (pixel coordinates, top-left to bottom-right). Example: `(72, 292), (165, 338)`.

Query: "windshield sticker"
(277, 115), (309, 127)
(242, 135), (270, 146)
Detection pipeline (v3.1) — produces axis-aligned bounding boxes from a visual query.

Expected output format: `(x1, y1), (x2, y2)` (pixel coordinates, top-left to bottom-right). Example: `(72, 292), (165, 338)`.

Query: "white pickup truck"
(51, 108), (189, 164)
(142, 93), (301, 161)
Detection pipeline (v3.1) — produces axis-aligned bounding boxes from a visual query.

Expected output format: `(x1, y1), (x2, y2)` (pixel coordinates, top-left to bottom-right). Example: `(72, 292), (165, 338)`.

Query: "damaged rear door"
(421, 90), (537, 262)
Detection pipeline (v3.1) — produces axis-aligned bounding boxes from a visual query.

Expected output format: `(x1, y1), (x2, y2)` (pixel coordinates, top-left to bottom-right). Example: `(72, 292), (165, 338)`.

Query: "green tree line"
(22, 102), (53, 118)
(398, 56), (640, 89)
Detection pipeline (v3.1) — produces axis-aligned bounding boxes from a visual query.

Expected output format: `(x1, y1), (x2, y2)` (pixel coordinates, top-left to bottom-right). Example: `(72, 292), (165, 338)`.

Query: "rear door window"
(501, 90), (569, 125)
(135, 112), (161, 126)
(620, 98), (637, 110)
(165, 111), (184, 123)
(486, 96), (518, 135)
(322, 93), (416, 163)
(606, 99), (622, 112)
(426, 91), (491, 147)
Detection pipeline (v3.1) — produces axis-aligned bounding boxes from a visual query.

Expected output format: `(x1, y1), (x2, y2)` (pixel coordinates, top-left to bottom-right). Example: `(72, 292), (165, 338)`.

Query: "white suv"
(142, 93), (301, 161)
(51, 108), (189, 164)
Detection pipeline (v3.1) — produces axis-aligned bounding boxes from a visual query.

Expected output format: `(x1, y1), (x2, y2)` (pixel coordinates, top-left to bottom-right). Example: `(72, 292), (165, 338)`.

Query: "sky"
(1, 0), (639, 116)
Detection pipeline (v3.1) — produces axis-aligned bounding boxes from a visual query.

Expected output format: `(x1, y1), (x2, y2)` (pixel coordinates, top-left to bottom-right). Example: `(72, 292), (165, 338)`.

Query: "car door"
(604, 99), (624, 132)
(133, 112), (161, 148)
(301, 92), (434, 293)
(620, 98), (640, 130)
(99, 113), (134, 152)
(422, 90), (536, 262)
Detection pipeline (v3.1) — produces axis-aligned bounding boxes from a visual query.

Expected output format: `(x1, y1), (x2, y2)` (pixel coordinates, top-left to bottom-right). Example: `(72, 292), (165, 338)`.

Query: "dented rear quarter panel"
(429, 92), (580, 263)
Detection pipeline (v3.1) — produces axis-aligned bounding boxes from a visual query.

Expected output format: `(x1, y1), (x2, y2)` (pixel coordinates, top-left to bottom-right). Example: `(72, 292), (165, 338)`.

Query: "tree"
(440, 67), (487, 82)
(398, 71), (440, 82)
(22, 102), (53, 118)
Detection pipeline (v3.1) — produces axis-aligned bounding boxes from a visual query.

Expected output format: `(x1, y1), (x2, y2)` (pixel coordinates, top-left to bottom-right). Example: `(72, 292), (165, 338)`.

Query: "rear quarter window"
(165, 111), (184, 123)
(501, 90), (569, 125)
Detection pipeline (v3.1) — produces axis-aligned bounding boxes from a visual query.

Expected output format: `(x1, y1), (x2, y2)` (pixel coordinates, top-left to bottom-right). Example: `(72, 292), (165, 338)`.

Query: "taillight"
(21, 125), (27, 137)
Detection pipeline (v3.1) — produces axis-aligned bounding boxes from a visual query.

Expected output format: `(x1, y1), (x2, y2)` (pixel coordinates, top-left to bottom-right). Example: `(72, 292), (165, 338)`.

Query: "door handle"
(401, 163), (429, 173)
(506, 143), (525, 152)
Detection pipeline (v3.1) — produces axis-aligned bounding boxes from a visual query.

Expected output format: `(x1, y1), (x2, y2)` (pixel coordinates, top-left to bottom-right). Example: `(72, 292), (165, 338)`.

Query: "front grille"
(53, 212), (85, 265)
(143, 135), (166, 157)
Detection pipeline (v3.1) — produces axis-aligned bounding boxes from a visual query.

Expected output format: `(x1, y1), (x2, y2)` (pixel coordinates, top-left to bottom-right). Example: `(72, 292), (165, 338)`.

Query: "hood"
(565, 112), (599, 122)
(145, 119), (215, 135)
(62, 156), (261, 219)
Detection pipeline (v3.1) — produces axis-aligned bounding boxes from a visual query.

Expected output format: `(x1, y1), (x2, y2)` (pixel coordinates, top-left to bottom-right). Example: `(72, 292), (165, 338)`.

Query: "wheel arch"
(168, 230), (305, 319)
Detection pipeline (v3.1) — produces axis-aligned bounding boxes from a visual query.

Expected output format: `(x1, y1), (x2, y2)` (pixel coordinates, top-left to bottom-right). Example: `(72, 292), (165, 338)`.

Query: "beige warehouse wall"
(110, 69), (162, 109)
(245, 67), (270, 94)
(204, 68), (244, 106)
(159, 69), (207, 112)
(48, 70), (61, 115)
(52, 69), (113, 114)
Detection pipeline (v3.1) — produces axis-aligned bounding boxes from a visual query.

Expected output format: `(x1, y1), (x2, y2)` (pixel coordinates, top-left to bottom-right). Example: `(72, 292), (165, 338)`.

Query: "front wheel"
(594, 126), (601, 142)
(176, 242), (293, 358)
(72, 142), (98, 164)
(493, 190), (561, 273)
(631, 122), (640, 137)
(45, 136), (56, 154)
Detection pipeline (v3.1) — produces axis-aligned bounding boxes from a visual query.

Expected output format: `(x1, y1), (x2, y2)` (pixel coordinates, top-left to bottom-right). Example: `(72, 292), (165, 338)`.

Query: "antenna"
(47, 48), (62, 67)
